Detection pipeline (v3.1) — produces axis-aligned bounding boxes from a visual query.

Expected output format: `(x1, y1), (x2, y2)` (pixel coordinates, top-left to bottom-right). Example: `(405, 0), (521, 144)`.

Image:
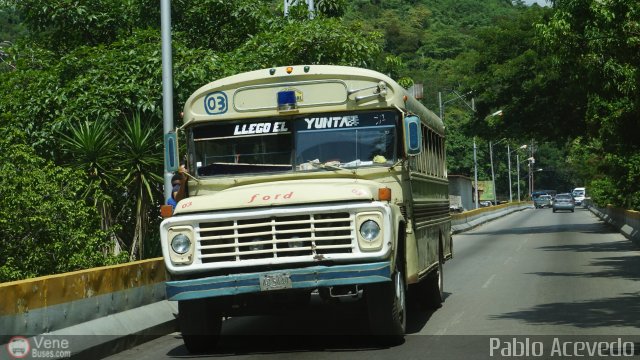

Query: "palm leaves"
(118, 112), (163, 260)
(59, 112), (163, 260)
(59, 119), (121, 254)
(59, 119), (118, 196)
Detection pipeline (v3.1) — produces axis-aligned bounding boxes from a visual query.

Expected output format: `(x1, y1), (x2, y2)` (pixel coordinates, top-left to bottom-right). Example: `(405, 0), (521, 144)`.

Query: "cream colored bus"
(161, 65), (452, 352)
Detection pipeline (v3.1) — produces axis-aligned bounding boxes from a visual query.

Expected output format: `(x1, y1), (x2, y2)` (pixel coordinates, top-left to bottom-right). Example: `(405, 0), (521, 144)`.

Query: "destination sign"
(191, 111), (397, 140)
(192, 121), (291, 140)
(297, 110), (397, 131)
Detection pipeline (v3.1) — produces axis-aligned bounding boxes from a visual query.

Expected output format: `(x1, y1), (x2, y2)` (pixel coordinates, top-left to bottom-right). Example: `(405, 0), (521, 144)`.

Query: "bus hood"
(173, 179), (378, 214)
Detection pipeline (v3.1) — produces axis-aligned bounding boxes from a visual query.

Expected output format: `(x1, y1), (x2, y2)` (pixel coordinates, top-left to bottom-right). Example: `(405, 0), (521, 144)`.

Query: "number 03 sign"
(204, 91), (228, 115)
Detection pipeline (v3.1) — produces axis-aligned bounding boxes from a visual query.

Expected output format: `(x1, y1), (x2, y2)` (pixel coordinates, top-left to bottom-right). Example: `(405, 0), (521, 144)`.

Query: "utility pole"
(507, 144), (512, 202)
(530, 140), (535, 197)
(160, 0), (174, 202)
(490, 141), (496, 205)
(284, 0), (315, 18)
(516, 153), (521, 202)
(438, 90), (475, 123)
(474, 138), (479, 209)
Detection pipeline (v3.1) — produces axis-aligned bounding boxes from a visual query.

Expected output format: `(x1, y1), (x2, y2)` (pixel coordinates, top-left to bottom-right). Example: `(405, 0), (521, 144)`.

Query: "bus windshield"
(191, 110), (398, 177)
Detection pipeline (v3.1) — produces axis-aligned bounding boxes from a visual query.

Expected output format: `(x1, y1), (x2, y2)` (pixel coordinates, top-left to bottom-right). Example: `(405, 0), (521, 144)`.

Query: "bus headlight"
(360, 220), (380, 241)
(356, 212), (384, 251)
(167, 226), (194, 265)
(171, 234), (191, 254)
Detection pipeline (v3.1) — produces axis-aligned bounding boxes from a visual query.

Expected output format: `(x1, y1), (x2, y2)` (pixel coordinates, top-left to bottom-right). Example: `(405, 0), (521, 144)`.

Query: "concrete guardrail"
(0, 258), (175, 359)
(587, 202), (640, 246)
(451, 202), (532, 234)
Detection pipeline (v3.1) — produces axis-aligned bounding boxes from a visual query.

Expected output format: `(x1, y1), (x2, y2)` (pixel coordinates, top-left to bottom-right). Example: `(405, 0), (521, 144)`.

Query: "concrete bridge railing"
(587, 202), (640, 246)
(451, 202), (532, 234)
(0, 258), (175, 358)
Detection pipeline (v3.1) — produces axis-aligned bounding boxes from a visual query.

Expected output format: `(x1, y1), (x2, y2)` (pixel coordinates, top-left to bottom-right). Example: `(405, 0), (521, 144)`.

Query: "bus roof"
(182, 65), (444, 134)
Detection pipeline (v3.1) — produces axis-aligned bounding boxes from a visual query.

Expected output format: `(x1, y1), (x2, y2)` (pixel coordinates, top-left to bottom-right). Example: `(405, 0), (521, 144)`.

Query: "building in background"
(449, 175), (475, 211)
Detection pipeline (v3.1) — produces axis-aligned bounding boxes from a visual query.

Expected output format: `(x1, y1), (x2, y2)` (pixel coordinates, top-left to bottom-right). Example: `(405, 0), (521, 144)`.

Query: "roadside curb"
(50, 300), (177, 360)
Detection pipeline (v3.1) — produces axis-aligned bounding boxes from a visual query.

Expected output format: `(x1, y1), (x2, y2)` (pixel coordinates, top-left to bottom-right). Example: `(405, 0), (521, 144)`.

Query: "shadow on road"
(536, 239), (638, 253)
(490, 292), (640, 329)
(526, 258), (640, 282)
(530, 238), (640, 281)
(467, 220), (618, 237)
(163, 294), (445, 357)
(166, 334), (395, 357)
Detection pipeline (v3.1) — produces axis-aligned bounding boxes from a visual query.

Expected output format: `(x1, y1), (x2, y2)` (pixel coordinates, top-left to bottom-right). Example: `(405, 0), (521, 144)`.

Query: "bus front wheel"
(179, 299), (222, 354)
(366, 265), (406, 342)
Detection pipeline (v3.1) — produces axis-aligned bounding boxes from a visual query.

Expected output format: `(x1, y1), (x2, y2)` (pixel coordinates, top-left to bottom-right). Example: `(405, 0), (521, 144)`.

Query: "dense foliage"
(0, 0), (384, 280)
(539, 0), (640, 208)
(0, 0), (638, 281)
(0, 126), (126, 281)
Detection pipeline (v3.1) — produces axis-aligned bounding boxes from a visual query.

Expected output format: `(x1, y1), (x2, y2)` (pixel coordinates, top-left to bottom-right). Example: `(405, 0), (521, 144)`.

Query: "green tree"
(58, 119), (123, 255)
(0, 127), (124, 282)
(117, 112), (163, 260)
(539, 0), (640, 209)
(7, 0), (153, 52)
(0, 3), (26, 42)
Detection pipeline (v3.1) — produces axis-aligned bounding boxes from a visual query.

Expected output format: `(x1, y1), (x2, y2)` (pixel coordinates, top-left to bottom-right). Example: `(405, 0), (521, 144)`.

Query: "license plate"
(259, 272), (292, 291)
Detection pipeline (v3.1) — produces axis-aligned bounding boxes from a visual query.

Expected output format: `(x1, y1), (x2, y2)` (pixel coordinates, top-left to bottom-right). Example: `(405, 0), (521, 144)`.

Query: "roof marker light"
(286, 66), (294, 74)
(269, 68), (276, 75)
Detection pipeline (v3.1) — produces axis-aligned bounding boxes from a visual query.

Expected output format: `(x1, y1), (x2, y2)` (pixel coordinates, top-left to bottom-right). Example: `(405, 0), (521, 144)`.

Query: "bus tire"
(424, 247), (444, 309)
(179, 299), (222, 354)
(366, 263), (406, 342)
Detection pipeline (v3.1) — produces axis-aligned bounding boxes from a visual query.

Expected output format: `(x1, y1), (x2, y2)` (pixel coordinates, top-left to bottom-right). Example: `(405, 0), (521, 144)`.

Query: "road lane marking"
(482, 274), (496, 289)
(434, 313), (464, 335)
(516, 238), (529, 252)
(451, 311), (465, 325)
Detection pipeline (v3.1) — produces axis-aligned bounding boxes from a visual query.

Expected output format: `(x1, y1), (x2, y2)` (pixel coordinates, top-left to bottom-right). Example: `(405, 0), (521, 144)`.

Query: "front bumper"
(166, 261), (391, 301)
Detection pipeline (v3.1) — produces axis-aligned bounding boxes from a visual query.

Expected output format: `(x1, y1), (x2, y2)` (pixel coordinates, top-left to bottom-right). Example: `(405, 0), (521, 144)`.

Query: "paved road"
(105, 207), (640, 359)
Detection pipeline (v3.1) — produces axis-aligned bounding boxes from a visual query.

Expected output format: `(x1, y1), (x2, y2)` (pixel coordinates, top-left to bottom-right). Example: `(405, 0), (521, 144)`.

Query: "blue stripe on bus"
(165, 261), (391, 301)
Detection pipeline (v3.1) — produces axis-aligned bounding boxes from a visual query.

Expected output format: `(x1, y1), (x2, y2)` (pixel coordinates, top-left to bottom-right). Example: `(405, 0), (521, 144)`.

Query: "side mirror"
(164, 131), (179, 172)
(404, 115), (422, 156)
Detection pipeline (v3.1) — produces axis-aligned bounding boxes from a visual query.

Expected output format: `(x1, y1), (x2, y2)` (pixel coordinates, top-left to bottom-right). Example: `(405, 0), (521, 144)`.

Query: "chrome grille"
(197, 212), (354, 263)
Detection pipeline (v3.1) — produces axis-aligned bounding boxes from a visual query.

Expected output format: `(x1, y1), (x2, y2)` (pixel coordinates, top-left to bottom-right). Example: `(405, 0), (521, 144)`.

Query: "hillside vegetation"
(0, 0), (638, 280)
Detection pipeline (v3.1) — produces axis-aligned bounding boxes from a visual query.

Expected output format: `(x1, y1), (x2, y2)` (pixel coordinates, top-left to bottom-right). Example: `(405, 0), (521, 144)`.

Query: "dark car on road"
(534, 194), (553, 209)
(553, 193), (575, 213)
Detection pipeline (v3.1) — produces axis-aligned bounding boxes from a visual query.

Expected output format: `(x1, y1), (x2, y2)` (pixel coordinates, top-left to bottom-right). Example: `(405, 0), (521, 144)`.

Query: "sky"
(523, 0), (550, 6)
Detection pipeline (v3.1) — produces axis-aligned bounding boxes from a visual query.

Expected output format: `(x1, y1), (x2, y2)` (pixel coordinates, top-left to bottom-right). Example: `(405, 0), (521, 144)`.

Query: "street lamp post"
(490, 140), (497, 205)
(508, 144), (527, 202)
(160, 0), (175, 202)
(473, 138), (479, 209)
(487, 110), (504, 205)
(516, 153), (521, 201)
(525, 157), (535, 198)
(439, 90), (478, 208)
(507, 144), (511, 202)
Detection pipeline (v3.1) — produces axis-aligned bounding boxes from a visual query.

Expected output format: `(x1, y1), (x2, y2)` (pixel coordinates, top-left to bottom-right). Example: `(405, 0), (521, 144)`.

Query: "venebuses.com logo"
(5, 335), (72, 359)
(6, 336), (30, 359)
